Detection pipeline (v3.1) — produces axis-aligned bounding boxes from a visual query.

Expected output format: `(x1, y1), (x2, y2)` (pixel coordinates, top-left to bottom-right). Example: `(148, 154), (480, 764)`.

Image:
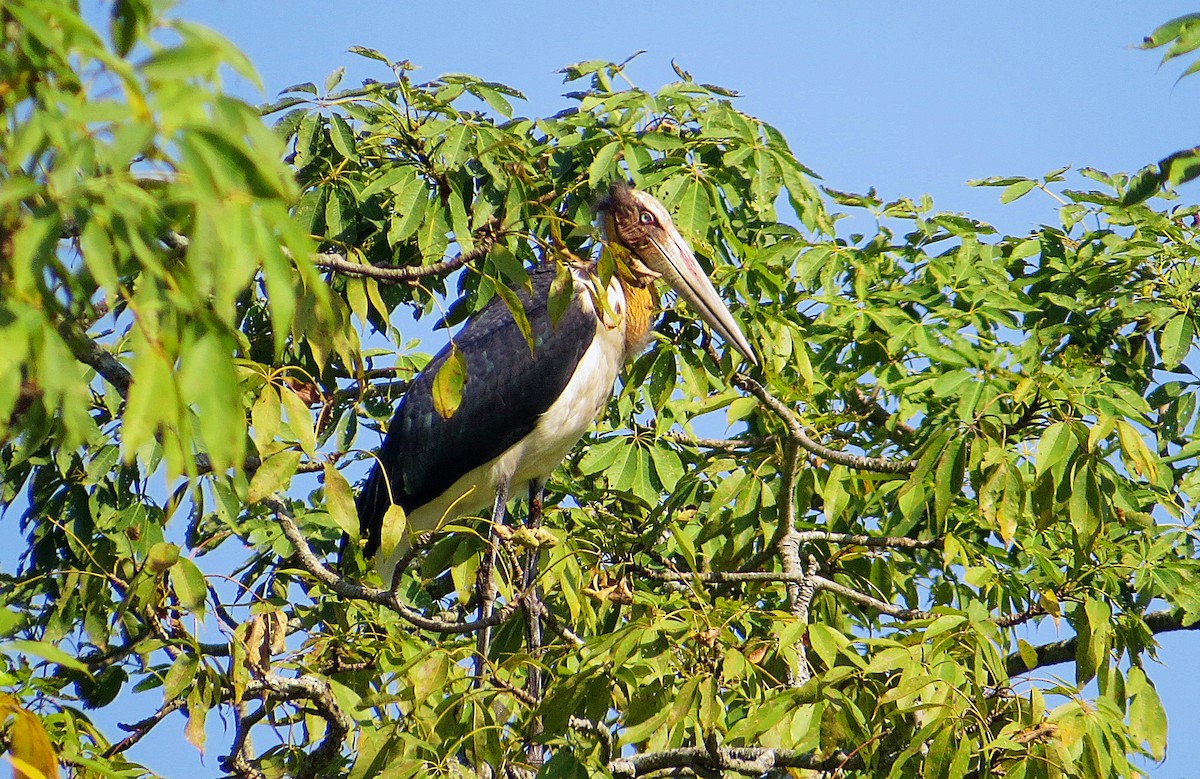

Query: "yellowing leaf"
(250, 384), (282, 457)
(1116, 419), (1157, 480)
(280, 384), (316, 457)
(376, 504), (408, 567)
(185, 693), (208, 755)
(246, 449), (301, 504)
(432, 347), (467, 420)
(169, 558), (207, 613)
(147, 542), (180, 573)
(9, 708), (59, 779)
(324, 463), (358, 538)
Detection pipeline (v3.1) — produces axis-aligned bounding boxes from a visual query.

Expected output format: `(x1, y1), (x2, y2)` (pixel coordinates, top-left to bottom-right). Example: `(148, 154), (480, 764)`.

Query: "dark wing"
(357, 267), (596, 555)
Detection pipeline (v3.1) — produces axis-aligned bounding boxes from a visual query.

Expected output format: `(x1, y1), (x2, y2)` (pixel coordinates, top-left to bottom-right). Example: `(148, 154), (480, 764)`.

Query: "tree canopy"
(4, 2), (1200, 778)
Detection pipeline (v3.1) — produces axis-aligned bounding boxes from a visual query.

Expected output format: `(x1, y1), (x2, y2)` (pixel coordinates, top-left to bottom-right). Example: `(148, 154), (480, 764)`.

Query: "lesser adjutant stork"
(356, 182), (756, 582)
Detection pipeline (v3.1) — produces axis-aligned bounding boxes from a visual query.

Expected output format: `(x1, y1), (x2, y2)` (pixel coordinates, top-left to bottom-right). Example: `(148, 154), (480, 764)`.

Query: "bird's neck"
(618, 277), (657, 358)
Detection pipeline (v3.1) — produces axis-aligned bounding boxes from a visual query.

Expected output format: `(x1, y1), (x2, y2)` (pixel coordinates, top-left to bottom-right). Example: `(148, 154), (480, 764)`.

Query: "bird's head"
(595, 181), (757, 365)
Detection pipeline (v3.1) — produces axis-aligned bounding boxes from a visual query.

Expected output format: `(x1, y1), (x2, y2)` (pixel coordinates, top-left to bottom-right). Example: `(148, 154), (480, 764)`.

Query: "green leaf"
(548, 262), (575, 327)
(360, 165), (417, 200)
(181, 332), (244, 472)
(1159, 313), (1194, 369)
(170, 557), (207, 612)
(348, 45), (390, 64)
(1142, 14), (1200, 49)
(329, 114), (357, 161)
(164, 653), (199, 701)
(251, 385), (283, 456)
(247, 449), (302, 504)
(387, 181), (430, 246)
(1016, 639), (1039, 671)
(325, 66), (345, 93)
(376, 504), (408, 565)
(1122, 165), (1163, 206)
(494, 283), (534, 355)
(673, 179), (711, 238)
(324, 463), (358, 538)
(1127, 666), (1168, 760)
(999, 180), (1037, 204)
(588, 140), (622, 190)
(281, 385), (316, 457)
(1035, 422), (1077, 478)
(432, 347), (467, 420)
(122, 340), (175, 462)
(3, 640), (90, 675)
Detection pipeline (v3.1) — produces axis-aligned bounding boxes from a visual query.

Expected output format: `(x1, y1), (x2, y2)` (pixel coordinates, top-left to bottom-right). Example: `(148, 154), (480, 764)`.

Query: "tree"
(3, 2), (1200, 777)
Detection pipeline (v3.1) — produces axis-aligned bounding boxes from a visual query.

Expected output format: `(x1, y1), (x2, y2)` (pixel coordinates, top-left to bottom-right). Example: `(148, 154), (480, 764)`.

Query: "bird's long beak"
(644, 227), (758, 366)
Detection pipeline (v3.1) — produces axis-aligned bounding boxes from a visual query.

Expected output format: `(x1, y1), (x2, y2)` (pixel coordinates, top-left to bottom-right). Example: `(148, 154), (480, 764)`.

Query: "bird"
(355, 181), (756, 585)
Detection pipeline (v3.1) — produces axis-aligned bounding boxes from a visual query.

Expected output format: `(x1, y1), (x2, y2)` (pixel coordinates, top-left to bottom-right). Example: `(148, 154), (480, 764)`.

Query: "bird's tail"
(337, 464), (387, 572)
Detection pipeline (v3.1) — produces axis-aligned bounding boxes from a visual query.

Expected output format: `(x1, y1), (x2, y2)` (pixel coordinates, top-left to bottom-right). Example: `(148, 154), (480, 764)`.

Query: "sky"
(40, 2), (1200, 776)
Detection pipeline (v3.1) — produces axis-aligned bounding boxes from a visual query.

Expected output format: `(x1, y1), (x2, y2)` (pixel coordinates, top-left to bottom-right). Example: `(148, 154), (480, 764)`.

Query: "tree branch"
(734, 374), (917, 474)
(103, 698), (186, 757)
(311, 202), (514, 283)
(313, 250), (478, 282)
(56, 317), (131, 397)
(849, 386), (916, 443)
(218, 706), (267, 779)
(793, 529), (941, 550)
(268, 496), (527, 634)
(609, 745), (862, 777)
(247, 672), (351, 779)
(1003, 607), (1200, 676)
(776, 442), (813, 685)
(637, 567), (930, 621)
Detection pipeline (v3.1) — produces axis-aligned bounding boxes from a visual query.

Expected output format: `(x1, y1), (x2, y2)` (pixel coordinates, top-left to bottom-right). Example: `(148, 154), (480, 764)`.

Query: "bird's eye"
(639, 211), (656, 225)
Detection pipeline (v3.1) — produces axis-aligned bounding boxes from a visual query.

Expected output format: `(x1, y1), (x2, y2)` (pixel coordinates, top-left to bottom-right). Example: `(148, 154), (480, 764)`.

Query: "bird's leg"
(474, 475), (510, 680)
(523, 480), (545, 768)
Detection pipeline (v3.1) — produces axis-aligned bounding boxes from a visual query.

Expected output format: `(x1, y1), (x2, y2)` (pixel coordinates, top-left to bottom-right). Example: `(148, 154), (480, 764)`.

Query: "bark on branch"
(268, 497), (528, 634)
(1003, 607), (1200, 676)
(246, 673), (351, 779)
(609, 745), (862, 777)
(734, 374), (917, 474)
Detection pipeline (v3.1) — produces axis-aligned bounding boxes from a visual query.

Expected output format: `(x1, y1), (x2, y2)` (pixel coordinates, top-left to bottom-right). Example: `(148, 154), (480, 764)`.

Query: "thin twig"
(850, 386), (916, 442)
(268, 496), (528, 634)
(103, 698), (186, 757)
(635, 568), (929, 621)
(219, 706), (267, 779)
(793, 529), (941, 550)
(658, 429), (774, 451)
(609, 745), (862, 777)
(734, 373), (917, 474)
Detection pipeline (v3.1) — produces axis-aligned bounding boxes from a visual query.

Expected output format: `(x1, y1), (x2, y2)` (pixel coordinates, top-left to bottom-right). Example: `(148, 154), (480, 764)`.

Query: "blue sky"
(51, 2), (1200, 776)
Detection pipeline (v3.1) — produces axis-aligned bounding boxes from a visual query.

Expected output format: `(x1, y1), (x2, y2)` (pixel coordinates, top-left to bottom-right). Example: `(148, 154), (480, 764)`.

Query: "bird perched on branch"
(356, 181), (756, 584)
